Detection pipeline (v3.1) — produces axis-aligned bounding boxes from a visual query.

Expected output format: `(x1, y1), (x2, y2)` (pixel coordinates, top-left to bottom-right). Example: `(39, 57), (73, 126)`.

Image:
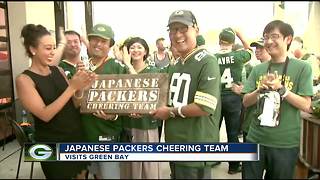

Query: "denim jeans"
(242, 143), (299, 179)
(219, 93), (242, 170)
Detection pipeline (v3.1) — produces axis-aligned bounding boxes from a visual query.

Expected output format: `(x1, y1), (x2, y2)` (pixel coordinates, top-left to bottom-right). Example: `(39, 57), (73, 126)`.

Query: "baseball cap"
(88, 24), (114, 41)
(250, 38), (264, 48)
(167, 10), (197, 27)
(219, 27), (235, 44)
(196, 35), (205, 46)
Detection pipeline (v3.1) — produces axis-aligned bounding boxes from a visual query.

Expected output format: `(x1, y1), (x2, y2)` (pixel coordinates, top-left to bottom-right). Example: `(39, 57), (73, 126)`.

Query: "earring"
(32, 52), (36, 56)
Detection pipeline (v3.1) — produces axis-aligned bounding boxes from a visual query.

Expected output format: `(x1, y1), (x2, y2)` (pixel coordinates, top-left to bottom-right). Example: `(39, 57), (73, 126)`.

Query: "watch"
(169, 109), (176, 118)
(277, 86), (287, 97)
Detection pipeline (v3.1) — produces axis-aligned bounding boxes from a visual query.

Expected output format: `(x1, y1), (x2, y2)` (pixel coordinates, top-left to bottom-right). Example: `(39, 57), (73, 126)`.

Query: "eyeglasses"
(168, 25), (189, 34)
(263, 34), (281, 41)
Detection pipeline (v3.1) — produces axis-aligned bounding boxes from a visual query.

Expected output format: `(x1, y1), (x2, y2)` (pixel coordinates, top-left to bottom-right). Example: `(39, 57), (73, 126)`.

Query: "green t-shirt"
(81, 58), (128, 142)
(242, 57), (313, 148)
(122, 66), (162, 130)
(58, 60), (77, 79)
(215, 49), (251, 95)
(165, 48), (221, 167)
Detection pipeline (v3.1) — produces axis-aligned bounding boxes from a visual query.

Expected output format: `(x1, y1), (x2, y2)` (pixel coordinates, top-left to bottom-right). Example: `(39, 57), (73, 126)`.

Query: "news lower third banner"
(24, 143), (259, 162)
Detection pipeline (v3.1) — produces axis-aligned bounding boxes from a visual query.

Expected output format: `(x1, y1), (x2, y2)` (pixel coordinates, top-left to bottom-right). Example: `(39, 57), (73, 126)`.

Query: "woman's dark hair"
(20, 24), (51, 58)
(126, 37), (149, 61)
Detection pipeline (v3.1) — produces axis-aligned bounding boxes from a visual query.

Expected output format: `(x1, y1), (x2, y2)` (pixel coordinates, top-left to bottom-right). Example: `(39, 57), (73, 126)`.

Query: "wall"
(7, 2), (55, 98)
(303, 2), (320, 54)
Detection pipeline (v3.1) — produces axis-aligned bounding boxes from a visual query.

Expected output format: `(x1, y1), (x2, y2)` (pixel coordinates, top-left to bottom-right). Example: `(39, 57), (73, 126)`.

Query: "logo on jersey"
(195, 50), (208, 61)
(207, 76), (216, 81)
(65, 71), (71, 77)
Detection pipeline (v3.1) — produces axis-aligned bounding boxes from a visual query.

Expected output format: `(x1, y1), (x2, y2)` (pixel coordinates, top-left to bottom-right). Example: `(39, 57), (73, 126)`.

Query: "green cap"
(88, 24), (114, 40)
(196, 35), (205, 46)
(250, 37), (264, 48)
(219, 27), (235, 44)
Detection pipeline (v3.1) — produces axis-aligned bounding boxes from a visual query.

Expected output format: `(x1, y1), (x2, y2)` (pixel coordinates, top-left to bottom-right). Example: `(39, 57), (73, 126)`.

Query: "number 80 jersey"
(163, 47), (221, 143)
(169, 48), (220, 112)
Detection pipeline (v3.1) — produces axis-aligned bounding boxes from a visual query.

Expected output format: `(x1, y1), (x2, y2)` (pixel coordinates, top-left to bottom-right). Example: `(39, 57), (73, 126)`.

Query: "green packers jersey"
(81, 58), (128, 142)
(215, 49), (251, 95)
(242, 58), (313, 148)
(165, 48), (221, 167)
(58, 60), (77, 79)
(122, 65), (162, 130)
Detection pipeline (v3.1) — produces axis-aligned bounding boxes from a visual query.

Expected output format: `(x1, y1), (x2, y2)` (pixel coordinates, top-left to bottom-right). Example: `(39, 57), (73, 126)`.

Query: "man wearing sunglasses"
(150, 10), (221, 179)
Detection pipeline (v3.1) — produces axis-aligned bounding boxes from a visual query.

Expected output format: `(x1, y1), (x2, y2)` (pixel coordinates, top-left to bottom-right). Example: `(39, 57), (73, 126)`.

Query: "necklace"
(88, 57), (110, 72)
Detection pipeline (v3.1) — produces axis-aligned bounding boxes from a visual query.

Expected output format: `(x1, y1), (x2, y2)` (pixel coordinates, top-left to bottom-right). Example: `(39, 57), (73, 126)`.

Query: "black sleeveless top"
(23, 66), (85, 142)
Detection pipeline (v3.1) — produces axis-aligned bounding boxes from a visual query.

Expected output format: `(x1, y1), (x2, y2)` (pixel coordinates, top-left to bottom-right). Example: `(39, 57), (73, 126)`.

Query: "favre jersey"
(215, 49), (251, 95)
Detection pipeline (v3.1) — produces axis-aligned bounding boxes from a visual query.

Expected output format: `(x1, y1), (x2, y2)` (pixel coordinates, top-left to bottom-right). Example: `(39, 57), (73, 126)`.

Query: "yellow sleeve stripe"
(194, 91), (217, 110)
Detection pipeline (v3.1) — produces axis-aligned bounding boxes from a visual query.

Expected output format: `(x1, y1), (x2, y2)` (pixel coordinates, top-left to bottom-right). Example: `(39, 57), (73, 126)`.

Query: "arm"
(121, 46), (137, 74)
(243, 89), (260, 108)
(261, 68), (312, 112)
(149, 103), (208, 121)
(16, 74), (77, 122)
(233, 28), (251, 51)
(283, 91), (311, 112)
(16, 70), (95, 122)
(171, 103), (208, 117)
(50, 27), (66, 66)
(80, 25), (90, 50)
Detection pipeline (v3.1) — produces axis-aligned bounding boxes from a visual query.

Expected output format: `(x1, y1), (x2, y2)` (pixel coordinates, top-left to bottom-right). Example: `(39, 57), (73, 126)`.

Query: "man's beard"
(65, 49), (80, 59)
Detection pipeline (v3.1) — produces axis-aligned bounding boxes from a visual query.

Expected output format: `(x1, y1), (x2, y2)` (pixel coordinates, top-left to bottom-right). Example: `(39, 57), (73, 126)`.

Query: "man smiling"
(242, 20), (313, 179)
(150, 10), (221, 179)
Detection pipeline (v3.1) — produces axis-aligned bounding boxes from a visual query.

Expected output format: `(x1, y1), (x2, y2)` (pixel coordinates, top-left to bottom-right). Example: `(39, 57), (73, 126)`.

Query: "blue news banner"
(25, 143), (259, 162)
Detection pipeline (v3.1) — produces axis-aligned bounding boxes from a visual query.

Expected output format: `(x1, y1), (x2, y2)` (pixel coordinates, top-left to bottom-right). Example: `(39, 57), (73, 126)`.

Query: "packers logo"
(97, 26), (106, 32)
(28, 144), (53, 160)
(174, 10), (184, 15)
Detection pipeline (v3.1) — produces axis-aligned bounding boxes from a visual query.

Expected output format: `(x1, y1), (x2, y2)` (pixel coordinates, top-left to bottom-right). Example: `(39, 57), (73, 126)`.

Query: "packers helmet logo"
(174, 10), (184, 15)
(97, 26), (106, 32)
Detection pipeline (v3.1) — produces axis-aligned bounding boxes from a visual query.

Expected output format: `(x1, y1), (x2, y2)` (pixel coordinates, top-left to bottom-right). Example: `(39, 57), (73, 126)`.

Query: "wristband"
(178, 106), (186, 118)
(277, 86), (288, 98)
(169, 108), (176, 118)
(113, 114), (119, 121)
(73, 91), (83, 99)
(282, 89), (289, 98)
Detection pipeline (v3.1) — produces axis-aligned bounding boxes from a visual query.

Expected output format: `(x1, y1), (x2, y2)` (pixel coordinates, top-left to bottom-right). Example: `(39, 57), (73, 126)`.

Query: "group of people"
(16, 8), (315, 179)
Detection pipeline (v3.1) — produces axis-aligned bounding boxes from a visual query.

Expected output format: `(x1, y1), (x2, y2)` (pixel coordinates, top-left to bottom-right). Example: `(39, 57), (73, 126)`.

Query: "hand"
(69, 70), (96, 91)
(231, 27), (242, 37)
(76, 62), (86, 72)
(113, 44), (123, 61)
(121, 46), (132, 67)
(93, 110), (117, 121)
(258, 75), (270, 91)
(231, 83), (243, 95)
(129, 113), (142, 119)
(264, 71), (282, 90)
(149, 106), (171, 121)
